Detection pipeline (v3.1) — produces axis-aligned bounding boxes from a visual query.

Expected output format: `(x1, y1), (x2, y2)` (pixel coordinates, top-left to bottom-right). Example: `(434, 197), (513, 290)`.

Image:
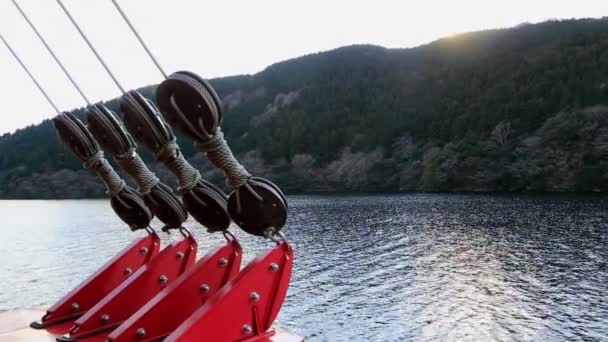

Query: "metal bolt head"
(159, 275), (168, 283)
(70, 302), (80, 311)
(101, 314), (110, 322)
(123, 268), (133, 276)
(200, 284), (210, 293)
(242, 324), (253, 334)
(136, 328), (146, 338)
(139, 247), (148, 255)
(176, 251), (185, 259)
(269, 263), (279, 272)
(218, 257), (228, 266)
(250, 292), (260, 301)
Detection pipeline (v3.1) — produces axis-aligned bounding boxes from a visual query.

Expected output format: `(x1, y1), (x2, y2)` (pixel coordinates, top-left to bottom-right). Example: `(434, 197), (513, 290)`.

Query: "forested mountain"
(2, 18), (608, 198)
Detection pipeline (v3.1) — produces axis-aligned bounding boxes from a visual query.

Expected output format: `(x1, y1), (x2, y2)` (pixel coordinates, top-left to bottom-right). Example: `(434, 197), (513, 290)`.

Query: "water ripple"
(1, 195), (607, 341)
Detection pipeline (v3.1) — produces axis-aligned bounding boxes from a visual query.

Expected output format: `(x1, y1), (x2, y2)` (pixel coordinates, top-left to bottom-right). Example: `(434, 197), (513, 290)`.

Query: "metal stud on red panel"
(29, 234), (160, 332)
(166, 239), (294, 342)
(61, 232), (197, 340)
(107, 235), (243, 342)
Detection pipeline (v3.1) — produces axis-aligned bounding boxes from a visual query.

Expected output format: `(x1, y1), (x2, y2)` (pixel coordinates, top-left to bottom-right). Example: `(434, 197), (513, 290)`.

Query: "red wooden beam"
(166, 242), (293, 342)
(58, 233), (197, 341)
(30, 233), (160, 332)
(108, 238), (242, 341)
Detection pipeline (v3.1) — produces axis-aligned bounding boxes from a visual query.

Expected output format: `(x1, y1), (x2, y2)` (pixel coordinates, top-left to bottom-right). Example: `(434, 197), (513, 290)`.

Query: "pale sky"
(0, 0), (607, 135)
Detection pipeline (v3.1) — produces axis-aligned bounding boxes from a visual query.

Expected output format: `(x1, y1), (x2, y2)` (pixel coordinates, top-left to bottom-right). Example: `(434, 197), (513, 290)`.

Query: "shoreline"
(1, 190), (608, 200)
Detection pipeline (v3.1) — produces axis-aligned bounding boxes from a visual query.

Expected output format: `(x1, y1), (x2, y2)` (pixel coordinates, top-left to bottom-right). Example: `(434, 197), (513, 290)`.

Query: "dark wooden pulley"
(156, 71), (222, 140)
(227, 178), (287, 237)
(156, 71), (289, 237)
(119, 89), (231, 232)
(86, 103), (136, 157)
(120, 90), (173, 152)
(87, 103), (188, 231)
(53, 113), (153, 230)
(183, 182), (230, 233)
(110, 186), (153, 231)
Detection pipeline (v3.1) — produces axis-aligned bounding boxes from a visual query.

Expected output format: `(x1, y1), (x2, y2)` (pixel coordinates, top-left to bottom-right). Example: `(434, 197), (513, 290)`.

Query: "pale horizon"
(1, 0), (607, 135)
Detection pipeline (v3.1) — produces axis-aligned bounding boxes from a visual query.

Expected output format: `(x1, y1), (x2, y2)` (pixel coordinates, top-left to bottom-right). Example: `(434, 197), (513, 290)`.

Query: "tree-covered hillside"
(2, 18), (608, 198)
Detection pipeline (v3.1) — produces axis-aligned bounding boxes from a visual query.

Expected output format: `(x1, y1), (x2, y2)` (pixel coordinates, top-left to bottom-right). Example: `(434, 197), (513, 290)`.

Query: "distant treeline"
(2, 18), (608, 198)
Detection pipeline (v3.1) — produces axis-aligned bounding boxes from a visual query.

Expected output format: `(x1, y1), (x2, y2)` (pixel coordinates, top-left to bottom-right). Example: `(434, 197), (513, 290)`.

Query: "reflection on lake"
(0, 194), (607, 341)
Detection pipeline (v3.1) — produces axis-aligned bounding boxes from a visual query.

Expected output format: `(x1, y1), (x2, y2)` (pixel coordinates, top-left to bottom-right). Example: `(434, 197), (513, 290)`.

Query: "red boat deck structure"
(1, 2), (301, 339)
(0, 308), (303, 342)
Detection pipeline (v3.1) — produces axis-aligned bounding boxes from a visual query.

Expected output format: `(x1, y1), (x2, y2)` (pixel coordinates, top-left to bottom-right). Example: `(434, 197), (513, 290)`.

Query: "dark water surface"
(0, 195), (607, 341)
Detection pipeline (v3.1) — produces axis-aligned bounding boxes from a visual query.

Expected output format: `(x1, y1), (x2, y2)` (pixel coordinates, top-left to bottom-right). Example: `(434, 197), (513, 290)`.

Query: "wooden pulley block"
(156, 71), (222, 140)
(156, 71), (289, 236)
(53, 112), (99, 161)
(253, 176), (288, 208)
(52, 113), (153, 230)
(227, 177), (288, 237)
(119, 90), (231, 232)
(174, 70), (223, 123)
(87, 103), (188, 231)
(146, 181), (188, 231)
(110, 185), (153, 231)
(86, 103), (136, 156)
(183, 181), (230, 233)
(119, 90), (174, 152)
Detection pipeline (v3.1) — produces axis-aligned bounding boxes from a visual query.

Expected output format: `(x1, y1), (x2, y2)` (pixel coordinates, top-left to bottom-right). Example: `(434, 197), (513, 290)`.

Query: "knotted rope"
(83, 151), (125, 196)
(115, 152), (159, 195)
(195, 128), (251, 190)
(155, 139), (201, 192)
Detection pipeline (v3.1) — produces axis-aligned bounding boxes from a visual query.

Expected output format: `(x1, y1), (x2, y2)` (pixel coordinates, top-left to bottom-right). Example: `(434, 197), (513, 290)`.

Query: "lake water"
(0, 194), (607, 341)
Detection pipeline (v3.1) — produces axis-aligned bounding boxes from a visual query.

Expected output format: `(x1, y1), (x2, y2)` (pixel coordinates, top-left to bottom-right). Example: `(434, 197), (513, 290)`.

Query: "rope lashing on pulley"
(157, 72), (288, 237)
(1, 22), (151, 230)
(54, 113), (125, 196)
(52, 111), (155, 233)
(87, 104), (188, 231)
(83, 151), (126, 196)
(154, 138), (201, 191)
(106, 0), (235, 232)
(53, 113), (152, 230)
(43, 0), (188, 232)
(194, 128), (252, 190)
(119, 93), (203, 193)
(51, 0), (231, 233)
(56, 0), (287, 236)
(120, 90), (232, 232)
(114, 153), (158, 194)
(8, 0), (160, 231)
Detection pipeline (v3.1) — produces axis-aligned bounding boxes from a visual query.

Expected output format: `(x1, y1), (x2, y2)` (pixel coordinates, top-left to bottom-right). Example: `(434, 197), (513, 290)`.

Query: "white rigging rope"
(56, 0), (126, 94)
(0, 32), (61, 114)
(12, 0), (91, 105)
(110, 0), (167, 79)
